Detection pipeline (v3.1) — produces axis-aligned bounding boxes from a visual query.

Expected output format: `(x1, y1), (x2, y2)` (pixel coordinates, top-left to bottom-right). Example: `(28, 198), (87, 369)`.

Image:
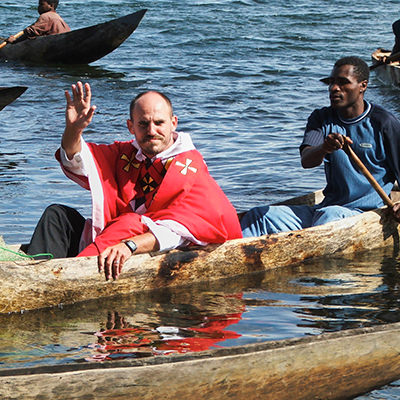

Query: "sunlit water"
(1, 0), (400, 398)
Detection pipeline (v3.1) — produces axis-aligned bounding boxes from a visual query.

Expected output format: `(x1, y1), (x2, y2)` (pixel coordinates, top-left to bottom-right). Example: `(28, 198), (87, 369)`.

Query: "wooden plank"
(1, 322), (400, 400)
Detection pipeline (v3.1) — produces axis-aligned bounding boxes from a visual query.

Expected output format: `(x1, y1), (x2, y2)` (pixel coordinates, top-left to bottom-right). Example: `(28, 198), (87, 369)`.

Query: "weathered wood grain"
(1, 190), (399, 314)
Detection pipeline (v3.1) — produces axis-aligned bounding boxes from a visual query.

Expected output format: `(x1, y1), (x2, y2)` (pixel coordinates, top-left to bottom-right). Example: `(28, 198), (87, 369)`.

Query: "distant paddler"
(3, 0), (70, 47)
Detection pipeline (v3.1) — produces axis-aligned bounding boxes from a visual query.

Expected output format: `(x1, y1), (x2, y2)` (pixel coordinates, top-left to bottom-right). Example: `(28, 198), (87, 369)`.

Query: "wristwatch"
(124, 240), (137, 254)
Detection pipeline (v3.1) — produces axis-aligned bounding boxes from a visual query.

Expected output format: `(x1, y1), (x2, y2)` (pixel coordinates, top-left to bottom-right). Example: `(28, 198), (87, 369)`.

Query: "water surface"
(1, 1), (400, 398)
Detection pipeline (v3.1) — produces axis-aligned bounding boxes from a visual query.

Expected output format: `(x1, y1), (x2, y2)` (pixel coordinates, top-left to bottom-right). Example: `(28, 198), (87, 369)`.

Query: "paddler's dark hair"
(129, 91), (174, 118)
(334, 56), (369, 82)
(46, 0), (59, 9)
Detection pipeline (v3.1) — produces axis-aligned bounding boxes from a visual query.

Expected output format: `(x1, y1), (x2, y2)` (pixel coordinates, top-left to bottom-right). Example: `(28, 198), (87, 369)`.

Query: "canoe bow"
(0, 86), (27, 111)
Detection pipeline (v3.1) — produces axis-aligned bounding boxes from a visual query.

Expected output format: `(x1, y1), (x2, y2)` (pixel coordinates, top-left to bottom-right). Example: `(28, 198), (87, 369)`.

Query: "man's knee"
(312, 206), (361, 226)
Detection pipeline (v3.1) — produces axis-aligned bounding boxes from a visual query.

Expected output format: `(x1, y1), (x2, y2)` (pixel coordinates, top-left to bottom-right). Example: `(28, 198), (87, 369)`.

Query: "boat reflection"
(88, 301), (243, 362)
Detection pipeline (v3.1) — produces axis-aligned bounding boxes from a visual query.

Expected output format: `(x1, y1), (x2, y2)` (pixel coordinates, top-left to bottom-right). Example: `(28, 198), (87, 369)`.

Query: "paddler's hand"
(6, 35), (16, 43)
(98, 243), (132, 281)
(322, 133), (353, 154)
(64, 81), (96, 134)
(392, 202), (400, 223)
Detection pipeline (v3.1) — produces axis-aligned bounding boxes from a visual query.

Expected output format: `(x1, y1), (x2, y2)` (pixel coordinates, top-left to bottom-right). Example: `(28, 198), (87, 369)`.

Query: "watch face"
(125, 240), (137, 253)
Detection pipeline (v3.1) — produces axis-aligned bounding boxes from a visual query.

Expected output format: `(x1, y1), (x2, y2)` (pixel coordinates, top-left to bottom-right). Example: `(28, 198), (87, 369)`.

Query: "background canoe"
(1, 322), (400, 400)
(371, 48), (400, 86)
(0, 86), (27, 111)
(0, 10), (146, 64)
(1, 190), (400, 314)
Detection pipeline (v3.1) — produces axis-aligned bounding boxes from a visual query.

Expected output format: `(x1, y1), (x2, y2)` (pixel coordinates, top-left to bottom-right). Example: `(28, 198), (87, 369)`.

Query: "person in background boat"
(391, 19), (400, 56)
(6, 0), (70, 44)
(240, 56), (400, 238)
(24, 82), (242, 279)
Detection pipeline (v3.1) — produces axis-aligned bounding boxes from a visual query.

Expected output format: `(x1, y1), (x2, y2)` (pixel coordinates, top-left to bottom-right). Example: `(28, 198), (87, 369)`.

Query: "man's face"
(38, 1), (53, 14)
(127, 92), (178, 158)
(327, 65), (367, 111)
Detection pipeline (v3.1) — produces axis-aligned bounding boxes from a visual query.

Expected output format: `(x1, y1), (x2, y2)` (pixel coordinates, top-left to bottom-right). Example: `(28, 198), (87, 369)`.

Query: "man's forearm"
(61, 128), (82, 160)
(301, 145), (327, 168)
(126, 232), (160, 254)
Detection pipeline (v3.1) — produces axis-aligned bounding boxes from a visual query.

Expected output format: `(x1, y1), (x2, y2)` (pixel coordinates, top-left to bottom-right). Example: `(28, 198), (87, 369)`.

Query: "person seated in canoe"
(24, 82), (242, 279)
(240, 56), (400, 238)
(391, 19), (400, 58)
(6, 0), (70, 44)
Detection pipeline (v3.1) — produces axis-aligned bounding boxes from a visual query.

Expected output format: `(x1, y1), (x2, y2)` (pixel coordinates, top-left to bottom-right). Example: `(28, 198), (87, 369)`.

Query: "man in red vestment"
(26, 82), (242, 280)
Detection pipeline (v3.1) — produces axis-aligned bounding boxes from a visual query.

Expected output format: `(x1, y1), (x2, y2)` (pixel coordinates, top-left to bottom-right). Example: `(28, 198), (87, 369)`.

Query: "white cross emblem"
(176, 158), (197, 175)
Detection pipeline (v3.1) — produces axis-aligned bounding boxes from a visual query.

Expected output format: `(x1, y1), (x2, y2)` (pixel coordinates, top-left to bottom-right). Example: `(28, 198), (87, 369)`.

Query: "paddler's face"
(327, 65), (367, 111)
(127, 92), (178, 158)
(38, 0), (54, 14)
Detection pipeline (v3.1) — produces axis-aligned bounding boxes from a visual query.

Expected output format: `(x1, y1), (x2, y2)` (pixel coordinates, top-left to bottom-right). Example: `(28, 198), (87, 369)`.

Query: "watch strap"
(124, 240), (137, 254)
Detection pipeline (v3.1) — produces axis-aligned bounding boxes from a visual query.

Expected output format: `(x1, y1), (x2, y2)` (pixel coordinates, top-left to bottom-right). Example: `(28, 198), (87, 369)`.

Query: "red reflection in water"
(87, 295), (244, 361)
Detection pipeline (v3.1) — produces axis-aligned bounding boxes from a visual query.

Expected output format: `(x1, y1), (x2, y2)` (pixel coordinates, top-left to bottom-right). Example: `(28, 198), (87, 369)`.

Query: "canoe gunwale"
(1, 190), (399, 314)
(2, 321), (400, 400)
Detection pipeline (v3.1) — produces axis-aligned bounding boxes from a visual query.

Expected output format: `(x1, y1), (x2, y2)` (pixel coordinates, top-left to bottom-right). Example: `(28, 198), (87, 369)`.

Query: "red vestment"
(56, 140), (242, 256)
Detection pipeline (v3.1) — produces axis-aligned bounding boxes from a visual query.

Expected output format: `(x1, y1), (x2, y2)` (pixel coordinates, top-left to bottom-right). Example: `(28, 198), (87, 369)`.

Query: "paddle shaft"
(0, 31), (24, 49)
(343, 143), (394, 208)
(370, 50), (400, 70)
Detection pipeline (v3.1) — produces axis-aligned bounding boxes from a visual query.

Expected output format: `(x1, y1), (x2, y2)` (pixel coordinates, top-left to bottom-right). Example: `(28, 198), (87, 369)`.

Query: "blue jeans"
(240, 204), (363, 238)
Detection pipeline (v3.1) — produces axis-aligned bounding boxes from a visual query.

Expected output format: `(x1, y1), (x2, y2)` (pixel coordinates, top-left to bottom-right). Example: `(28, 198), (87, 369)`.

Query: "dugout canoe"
(0, 10), (146, 65)
(0, 86), (27, 111)
(371, 48), (400, 86)
(1, 189), (400, 314)
(1, 322), (400, 400)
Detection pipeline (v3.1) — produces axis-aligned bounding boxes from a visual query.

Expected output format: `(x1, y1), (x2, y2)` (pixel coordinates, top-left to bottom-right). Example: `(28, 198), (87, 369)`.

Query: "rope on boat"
(0, 246), (54, 261)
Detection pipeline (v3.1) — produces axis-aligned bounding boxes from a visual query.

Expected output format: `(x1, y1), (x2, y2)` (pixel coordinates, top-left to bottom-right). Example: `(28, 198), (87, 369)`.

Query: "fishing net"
(0, 236), (53, 261)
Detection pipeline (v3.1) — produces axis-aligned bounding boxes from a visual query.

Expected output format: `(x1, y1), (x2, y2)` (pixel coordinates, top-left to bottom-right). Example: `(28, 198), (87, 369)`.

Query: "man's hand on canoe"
(391, 202), (400, 223)
(98, 243), (132, 281)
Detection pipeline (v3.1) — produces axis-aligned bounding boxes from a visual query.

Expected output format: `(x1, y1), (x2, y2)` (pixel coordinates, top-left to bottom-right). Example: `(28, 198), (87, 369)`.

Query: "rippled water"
(1, 0), (400, 398)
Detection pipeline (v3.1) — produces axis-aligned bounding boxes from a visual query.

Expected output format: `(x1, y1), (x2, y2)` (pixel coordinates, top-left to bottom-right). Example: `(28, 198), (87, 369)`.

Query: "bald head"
(129, 91), (173, 120)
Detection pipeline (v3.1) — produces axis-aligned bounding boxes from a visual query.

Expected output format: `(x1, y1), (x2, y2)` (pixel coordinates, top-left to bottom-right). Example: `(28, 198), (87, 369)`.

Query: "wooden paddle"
(0, 31), (24, 49)
(370, 50), (400, 70)
(342, 141), (394, 208)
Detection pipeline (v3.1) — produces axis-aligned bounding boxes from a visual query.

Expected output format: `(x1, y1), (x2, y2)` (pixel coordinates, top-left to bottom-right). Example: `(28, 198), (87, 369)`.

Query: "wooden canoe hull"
(0, 86), (27, 111)
(0, 10), (146, 64)
(1, 322), (400, 400)
(371, 48), (400, 86)
(1, 190), (400, 314)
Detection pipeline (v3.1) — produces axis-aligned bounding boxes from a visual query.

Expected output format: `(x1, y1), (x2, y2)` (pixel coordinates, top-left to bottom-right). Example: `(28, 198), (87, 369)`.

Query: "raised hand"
(62, 81), (96, 159)
(65, 81), (96, 133)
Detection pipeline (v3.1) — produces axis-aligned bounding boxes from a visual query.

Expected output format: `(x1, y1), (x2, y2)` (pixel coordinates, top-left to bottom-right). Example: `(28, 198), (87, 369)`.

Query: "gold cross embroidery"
(121, 153), (140, 172)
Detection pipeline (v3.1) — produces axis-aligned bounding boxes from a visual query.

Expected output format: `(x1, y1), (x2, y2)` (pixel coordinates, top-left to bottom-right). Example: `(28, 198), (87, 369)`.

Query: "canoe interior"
(0, 9), (147, 65)
(1, 322), (400, 400)
(0, 86), (27, 111)
(371, 48), (400, 86)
